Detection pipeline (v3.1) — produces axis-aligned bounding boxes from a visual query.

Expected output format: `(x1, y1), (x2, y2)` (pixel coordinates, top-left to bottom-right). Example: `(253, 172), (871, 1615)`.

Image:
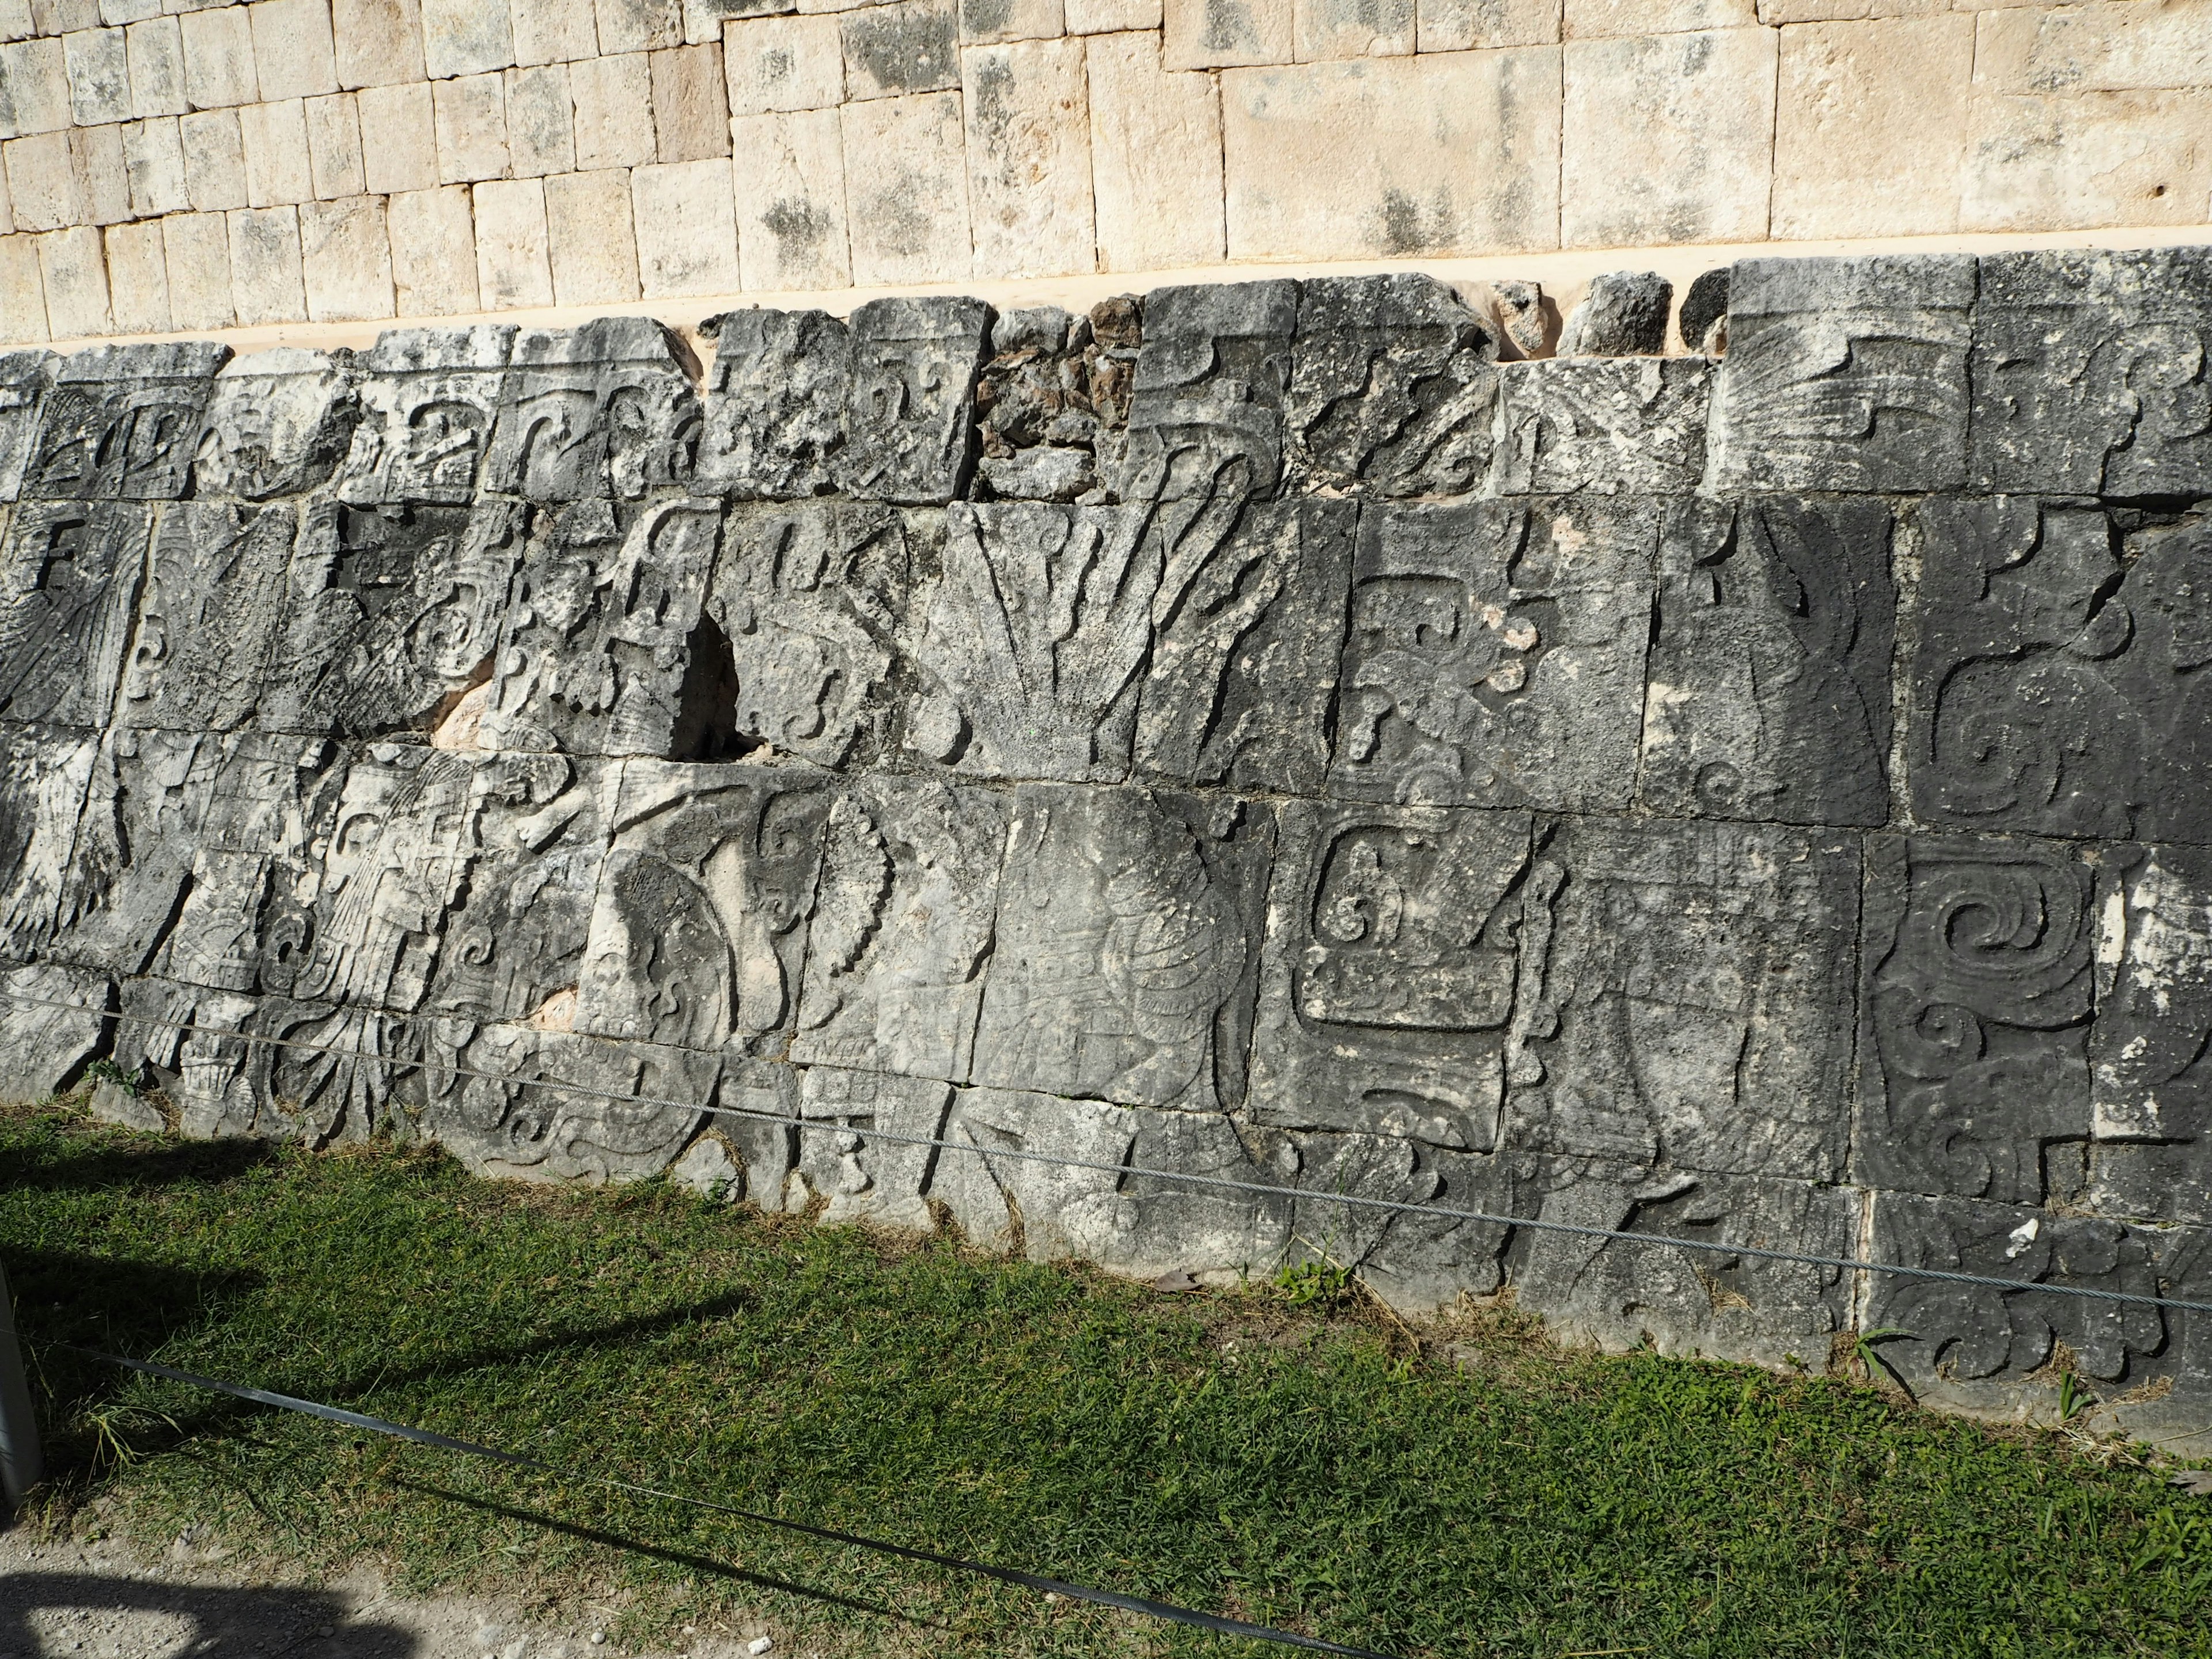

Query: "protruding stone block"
(1118, 278), (1293, 504)
(835, 294), (988, 503)
(695, 306), (850, 499)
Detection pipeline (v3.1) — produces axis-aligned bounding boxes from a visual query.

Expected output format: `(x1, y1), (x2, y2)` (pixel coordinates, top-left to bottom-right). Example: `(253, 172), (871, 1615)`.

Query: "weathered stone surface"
(1677, 268), (1728, 355)
(0, 721), (101, 963)
(115, 503), (295, 735)
(1133, 497), (1353, 796)
(1638, 495), (1894, 826)
(973, 308), (1115, 503)
(336, 326), (517, 507)
(1331, 497), (1657, 812)
(696, 308), (851, 501)
(1706, 253), (1974, 494)
(0, 499), (153, 728)
(794, 1063), (948, 1228)
(1556, 270), (1669, 357)
(486, 318), (702, 503)
(1490, 357), (1709, 494)
(1972, 247), (2212, 499)
(0, 350), (55, 502)
(0, 960), (109, 1101)
(1489, 279), (1551, 359)
(192, 349), (357, 502)
(25, 341), (228, 501)
(836, 296), (990, 504)
(1119, 279), (1293, 505)
(1283, 273), (1498, 499)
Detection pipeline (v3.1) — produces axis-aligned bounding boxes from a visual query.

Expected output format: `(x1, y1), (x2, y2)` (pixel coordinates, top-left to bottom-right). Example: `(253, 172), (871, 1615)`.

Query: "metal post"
(0, 1260), (41, 1518)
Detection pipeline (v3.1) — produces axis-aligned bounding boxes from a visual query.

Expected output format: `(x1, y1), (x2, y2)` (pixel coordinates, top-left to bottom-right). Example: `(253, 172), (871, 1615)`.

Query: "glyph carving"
(336, 327), (517, 506)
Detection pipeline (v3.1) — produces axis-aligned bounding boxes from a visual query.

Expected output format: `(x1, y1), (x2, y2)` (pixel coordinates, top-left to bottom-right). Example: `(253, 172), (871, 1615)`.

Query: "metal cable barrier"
(6, 986), (2210, 1317)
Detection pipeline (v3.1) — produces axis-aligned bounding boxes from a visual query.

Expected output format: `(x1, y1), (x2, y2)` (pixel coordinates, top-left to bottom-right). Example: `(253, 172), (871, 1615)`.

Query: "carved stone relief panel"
(335, 326), (518, 506)
(835, 297), (990, 505)
(1973, 247), (2212, 499)
(112, 979), (276, 1142)
(1247, 800), (1534, 1152)
(1638, 495), (1895, 827)
(906, 501), (1158, 782)
(1491, 358), (1709, 497)
(1283, 274), (1497, 499)
(1330, 498), (1657, 812)
(486, 318), (702, 502)
(0, 501), (154, 728)
(791, 775), (1009, 1085)
(116, 503), (296, 735)
(1133, 497), (1354, 797)
(25, 343), (230, 502)
(1118, 281), (1295, 506)
(1706, 255), (1974, 494)
(711, 501), (919, 768)
(970, 783), (1272, 1113)
(0, 351), (56, 503)
(1857, 834), (2094, 1206)
(0, 960), (109, 1103)
(695, 309), (851, 501)
(260, 500), (528, 741)
(192, 350), (359, 502)
(794, 1064), (949, 1230)
(0, 720), (99, 963)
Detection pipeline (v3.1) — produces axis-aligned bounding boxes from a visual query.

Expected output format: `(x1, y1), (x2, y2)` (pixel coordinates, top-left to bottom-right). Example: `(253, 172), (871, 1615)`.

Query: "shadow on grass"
(0, 1571), (418, 1658)
(6, 1131), (283, 1194)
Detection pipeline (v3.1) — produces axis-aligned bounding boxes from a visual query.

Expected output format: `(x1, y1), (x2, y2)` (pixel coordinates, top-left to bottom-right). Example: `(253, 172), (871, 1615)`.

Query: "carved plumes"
(813, 795), (893, 980)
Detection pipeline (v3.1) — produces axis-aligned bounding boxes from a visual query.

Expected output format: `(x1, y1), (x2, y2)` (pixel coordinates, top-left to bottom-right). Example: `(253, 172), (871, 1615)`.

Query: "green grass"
(3, 1097), (2210, 1659)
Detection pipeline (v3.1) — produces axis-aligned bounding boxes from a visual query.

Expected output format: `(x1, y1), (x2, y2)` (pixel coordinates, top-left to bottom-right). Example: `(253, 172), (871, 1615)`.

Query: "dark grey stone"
(115, 503), (296, 734)
(1678, 268), (1729, 355)
(1555, 270), (1671, 357)
(486, 317), (702, 501)
(1284, 1134), (1509, 1310)
(1489, 357), (1709, 494)
(696, 308), (851, 501)
(836, 296), (989, 503)
(1118, 280), (1295, 505)
(335, 326), (517, 506)
(0, 350), (56, 502)
(24, 342), (229, 502)
(0, 501), (154, 728)
(192, 349), (358, 502)
(974, 310), (1113, 501)
(1638, 494), (1895, 826)
(1330, 497), (1657, 812)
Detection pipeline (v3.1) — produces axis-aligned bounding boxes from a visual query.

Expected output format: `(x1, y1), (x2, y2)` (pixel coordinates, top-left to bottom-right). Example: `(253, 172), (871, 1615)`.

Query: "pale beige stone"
(724, 13), (843, 113)
(652, 41), (729, 158)
(65, 25), (131, 124)
(179, 107), (246, 209)
(300, 193), (393, 318)
(387, 181), (476, 313)
(1164, 0), (1291, 69)
(503, 63), (573, 175)
(632, 156), (738, 294)
(0, 0), (26, 34)
(247, 0), (337, 103)
(595, 0), (681, 52)
(433, 71), (509, 183)
(32, 0), (97, 26)
(305, 92), (365, 196)
(1087, 29), (1222, 270)
(358, 79), (439, 192)
(473, 175), (552, 306)
(35, 224), (107, 337)
(124, 15), (184, 113)
(1, 38), (74, 136)
(842, 0), (958, 99)
(239, 97), (313, 206)
(333, 0), (425, 88)
(960, 0), (1063, 43)
(73, 119), (130, 223)
(543, 165), (639, 300)
(1224, 47), (1560, 257)
(2005, 0), (2212, 91)
(684, 0), (760, 44)
(1755, 0), (1944, 20)
(0, 162), (10, 234)
(840, 90), (967, 282)
(963, 37), (1090, 278)
(99, 0), (159, 20)
(103, 215), (168, 330)
(0, 233), (47, 343)
(1066, 0), (1158, 30)
(2, 130), (77, 230)
(570, 49), (658, 166)
(122, 113), (187, 213)
(732, 105), (850, 288)
(422, 0), (514, 78)
(179, 5), (257, 106)
(227, 203), (305, 323)
(161, 207), (232, 329)
(1772, 15), (1972, 239)
(1297, 0), (1411, 58)
(1561, 28), (1774, 246)
(511, 0), (599, 65)
(1563, 0), (1752, 37)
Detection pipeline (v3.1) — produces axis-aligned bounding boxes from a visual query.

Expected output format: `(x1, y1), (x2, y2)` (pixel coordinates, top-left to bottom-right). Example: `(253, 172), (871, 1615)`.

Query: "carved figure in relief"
(118, 503), (296, 734)
(795, 1066), (948, 1229)
(1490, 358), (1709, 496)
(336, 327), (516, 506)
(25, 343), (230, 501)
(1118, 281), (1294, 509)
(0, 723), (99, 961)
(0, 502), (154, 729)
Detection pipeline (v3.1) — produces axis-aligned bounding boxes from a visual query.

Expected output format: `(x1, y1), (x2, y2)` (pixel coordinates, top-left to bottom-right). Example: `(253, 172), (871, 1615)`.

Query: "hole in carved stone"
(529, 988), (577, 1032)
(429, 658), (495, 751)
(669, 607), (755, 763)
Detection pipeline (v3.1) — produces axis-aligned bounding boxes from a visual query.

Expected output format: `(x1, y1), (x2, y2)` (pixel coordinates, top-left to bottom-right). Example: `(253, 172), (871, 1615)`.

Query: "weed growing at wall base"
(3, 1098), (2209, 1659)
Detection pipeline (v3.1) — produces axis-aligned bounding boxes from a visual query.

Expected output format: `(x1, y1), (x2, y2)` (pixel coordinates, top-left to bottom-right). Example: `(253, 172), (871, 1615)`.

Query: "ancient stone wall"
(0, 0), (2207, 343)
(1, 249), (2209, 1436)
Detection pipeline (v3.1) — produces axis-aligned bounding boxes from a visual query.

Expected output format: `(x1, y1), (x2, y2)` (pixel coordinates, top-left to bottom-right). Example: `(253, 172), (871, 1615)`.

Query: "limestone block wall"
(0, 0), (2207, 343)
(0, 248), (2209, 1437)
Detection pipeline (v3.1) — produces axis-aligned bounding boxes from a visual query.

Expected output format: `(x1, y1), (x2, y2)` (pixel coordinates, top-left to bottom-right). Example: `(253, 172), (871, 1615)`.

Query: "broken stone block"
(713, 1057), (800, 1210)
(485, 317), (703, 502)
(1489, 357), (1710, 495)
(570, 759), (830, 1059)
(1132, 497), (1354, 797)
(479, 498), (726, 761)
(1289, 1135), (1510, 1312)
(1706, 253), (1974, 494)
(115, 503), (297, 736)
(1678, 267), (1728, 355)
(1247, 799), (1535, 1153)
(1972, 247), (2212, 499)
(1282, 272), (1498, 499)
(978, 449), (1094, 502)
(24, 341), (230, 502)
(906, 501), (1158, 783)
(835, 295), (990, 503)
(1638, 495), (1896, 827)
(1556, 270), (1672, 358)
(791, 774), (1009, 1085)
(696, 308), (851, 500)
(0, 501), (155, 729)
(973, 310), (1115, 502)
(1118, 279), (1294, 505)
(1857, 832), (2094, 1206)
(1489, 279), (1550, 359)
(0, 961), (110, 1103)
(796, 1063), (949, 1229)
(1330, 497), (1658, 813)
(0, 350), (56, 502)
(191, 348), (359, 502)
(969, 783), (1273, 1113)
(711, 500), (918, 768)
(0, 722), (101, 964)
(334, 325), (518, 506)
